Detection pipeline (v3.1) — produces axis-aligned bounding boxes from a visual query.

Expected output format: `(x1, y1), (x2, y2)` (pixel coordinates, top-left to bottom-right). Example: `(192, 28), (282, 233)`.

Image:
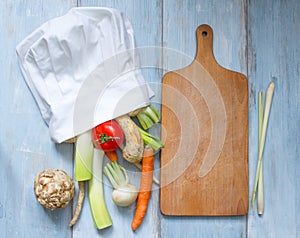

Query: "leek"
(88, 148), (112, 229)
(74, 130), (93, 181)
(70, 130), (94, 227)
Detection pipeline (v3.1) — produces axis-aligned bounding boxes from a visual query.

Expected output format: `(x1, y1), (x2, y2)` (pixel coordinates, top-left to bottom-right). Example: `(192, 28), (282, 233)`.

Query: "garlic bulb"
(34, 168), (75, 210)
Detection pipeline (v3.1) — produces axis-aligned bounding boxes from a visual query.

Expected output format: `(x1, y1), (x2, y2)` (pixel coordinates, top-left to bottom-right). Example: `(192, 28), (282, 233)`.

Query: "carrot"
(131, 146), (154, 231)
(105, 150), (118, 162)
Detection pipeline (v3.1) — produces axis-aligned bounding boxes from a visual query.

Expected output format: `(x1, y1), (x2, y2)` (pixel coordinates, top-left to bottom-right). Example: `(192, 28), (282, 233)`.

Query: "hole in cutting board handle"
(195, 25), (215, 64)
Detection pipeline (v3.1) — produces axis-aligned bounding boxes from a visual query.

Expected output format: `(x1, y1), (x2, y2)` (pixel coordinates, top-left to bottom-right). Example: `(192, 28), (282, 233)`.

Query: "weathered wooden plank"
(72, 1), (163, 237)
(0, 1), (76, 238)
(1, 1), (298, 238)
(163, 0), (248, 74)
(247, 0), (300, 237)
(161, 0), (248, 237)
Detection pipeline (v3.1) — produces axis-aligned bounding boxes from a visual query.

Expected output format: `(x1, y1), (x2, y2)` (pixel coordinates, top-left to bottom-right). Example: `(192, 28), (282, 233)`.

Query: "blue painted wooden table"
(1, 0), (299, 237)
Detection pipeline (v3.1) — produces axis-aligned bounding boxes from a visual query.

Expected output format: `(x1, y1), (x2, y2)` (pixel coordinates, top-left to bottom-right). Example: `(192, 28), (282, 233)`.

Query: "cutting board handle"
(195, 24), (217, 66)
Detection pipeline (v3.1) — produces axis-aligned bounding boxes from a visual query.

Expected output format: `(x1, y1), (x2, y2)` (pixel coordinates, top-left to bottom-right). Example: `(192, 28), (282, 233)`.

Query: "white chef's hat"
(16, 7), (154, 143)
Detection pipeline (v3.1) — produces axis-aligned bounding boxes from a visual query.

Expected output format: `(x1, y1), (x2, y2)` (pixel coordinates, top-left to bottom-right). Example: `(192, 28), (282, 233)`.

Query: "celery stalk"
(137, 113), (153, 129)
(88, 148), (112, 229)
(135, 105), (160, 130)
(74, 130), (93, 181)
(144, 105), (160, 123)
(138, 127), (163, 151)
(149, 105), (160, 119)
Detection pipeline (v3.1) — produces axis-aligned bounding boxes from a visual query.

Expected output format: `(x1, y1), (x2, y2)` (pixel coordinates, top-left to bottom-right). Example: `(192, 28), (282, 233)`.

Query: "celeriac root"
(69, 181), (85, 227)
(116, 115), (144, 163)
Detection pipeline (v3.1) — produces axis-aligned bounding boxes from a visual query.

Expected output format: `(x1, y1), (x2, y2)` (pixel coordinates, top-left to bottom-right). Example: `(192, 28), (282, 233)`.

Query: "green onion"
(88, 148), (112, 229)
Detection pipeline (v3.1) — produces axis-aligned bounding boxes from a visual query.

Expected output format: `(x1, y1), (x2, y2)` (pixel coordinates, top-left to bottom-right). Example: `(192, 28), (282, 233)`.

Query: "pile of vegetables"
(65, 105), (161, 230)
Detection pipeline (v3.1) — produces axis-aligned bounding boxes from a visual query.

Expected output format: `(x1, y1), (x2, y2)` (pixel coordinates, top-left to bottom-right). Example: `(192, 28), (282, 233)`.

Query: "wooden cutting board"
(160, 24), (248, 216)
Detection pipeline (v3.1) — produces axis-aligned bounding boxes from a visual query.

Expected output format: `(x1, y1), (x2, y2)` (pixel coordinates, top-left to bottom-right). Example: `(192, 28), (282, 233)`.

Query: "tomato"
(92, 120), (124, 151)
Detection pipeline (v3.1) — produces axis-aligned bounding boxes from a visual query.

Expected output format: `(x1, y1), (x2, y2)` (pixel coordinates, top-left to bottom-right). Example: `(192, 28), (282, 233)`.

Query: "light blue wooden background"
(0, 0), (299, 237)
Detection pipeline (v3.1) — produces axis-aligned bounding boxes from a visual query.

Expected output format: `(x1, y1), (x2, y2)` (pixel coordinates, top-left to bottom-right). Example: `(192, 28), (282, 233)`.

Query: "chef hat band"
(16, 7), (154, 143)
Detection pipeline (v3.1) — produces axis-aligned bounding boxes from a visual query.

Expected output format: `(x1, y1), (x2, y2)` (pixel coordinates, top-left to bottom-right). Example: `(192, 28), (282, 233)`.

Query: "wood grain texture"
(160, 24), (248, 216)
(247, 0), (300, 237)
(161, 0), (248, 237)
(0, 0), (299, 237)
(0, 1), (76, 238)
